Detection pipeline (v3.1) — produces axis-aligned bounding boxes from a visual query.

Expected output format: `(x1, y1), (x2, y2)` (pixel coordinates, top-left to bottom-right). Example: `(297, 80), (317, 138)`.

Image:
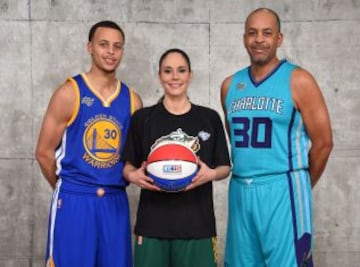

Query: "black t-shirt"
(122, 102), (230, 238)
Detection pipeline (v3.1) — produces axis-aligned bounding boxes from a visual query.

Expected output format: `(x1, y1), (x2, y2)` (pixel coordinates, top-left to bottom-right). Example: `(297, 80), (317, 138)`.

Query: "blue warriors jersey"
(225, 60), (310, 178)
(55, 73), (135, 186)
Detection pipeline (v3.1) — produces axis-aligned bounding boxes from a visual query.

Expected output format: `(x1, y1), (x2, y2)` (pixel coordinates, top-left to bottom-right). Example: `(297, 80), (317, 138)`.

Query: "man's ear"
(277, 32), (283, 48)
(87, 42), (92, 54)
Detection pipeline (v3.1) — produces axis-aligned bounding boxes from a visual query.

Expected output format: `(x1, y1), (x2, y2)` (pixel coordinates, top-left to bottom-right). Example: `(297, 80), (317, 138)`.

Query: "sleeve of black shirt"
(211, 110), (231, 168)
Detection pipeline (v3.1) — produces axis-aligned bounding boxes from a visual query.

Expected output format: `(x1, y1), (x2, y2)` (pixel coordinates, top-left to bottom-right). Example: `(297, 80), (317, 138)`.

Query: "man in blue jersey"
(221, 8), (333, 267)
(35, 21), (142, 267)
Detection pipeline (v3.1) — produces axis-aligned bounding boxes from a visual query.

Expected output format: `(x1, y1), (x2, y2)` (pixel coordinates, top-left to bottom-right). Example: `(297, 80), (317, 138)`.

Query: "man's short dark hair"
(88, 20), (125, 42)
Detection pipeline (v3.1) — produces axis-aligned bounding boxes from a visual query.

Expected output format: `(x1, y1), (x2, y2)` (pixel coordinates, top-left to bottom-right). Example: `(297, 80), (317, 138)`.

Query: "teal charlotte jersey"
(55, 73), (134, 187)
(224, 60), (314, 266)
(225, 60), (310, 178)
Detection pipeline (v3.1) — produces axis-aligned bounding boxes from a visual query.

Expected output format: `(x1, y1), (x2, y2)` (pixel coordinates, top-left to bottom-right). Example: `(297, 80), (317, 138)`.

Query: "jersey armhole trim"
(129, 87), (135, 115)
(225, 73), (239, 108)
(67, 77), (80, 127)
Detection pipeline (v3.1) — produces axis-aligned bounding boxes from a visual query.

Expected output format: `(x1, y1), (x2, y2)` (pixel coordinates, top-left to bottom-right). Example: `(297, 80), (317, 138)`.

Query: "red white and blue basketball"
(146, 143), (198, 192)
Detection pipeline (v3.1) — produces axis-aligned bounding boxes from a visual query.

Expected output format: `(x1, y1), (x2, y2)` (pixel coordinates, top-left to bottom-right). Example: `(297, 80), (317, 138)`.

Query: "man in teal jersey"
(36, 21), (142, 267)
(221, 8), (333, 267)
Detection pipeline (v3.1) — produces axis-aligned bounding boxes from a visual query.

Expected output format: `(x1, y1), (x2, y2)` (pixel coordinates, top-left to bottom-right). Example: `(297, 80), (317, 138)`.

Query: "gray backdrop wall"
(0, 0), (359, 266)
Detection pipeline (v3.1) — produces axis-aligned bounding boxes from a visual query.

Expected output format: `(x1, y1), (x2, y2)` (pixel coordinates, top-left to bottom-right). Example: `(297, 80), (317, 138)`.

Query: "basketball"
(146, 143), (198, 192)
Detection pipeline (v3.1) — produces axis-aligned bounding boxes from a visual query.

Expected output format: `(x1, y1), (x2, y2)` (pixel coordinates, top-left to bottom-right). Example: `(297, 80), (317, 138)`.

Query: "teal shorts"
(225, 170), (313, 267)
(134, 236), (218, 267)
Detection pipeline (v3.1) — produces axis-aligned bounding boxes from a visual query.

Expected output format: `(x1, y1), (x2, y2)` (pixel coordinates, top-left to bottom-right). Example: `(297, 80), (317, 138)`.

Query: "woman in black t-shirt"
(123, 48), (231, 267)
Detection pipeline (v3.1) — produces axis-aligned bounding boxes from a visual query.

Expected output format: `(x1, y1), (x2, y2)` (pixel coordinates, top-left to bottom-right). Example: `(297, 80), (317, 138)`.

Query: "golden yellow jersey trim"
(80, 73), (120, 107)
(46, 256), (55, 267)
(129, 87), (135, 115)
(67, 78), (80, 127)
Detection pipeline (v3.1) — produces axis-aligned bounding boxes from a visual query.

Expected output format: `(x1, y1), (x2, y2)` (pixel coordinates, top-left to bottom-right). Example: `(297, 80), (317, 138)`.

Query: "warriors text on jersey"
(55, 73), (134, 186)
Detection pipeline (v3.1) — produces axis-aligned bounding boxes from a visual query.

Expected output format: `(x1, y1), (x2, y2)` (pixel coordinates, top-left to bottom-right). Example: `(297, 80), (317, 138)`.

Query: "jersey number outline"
(232, 117), (272, 148)
(104, 129), (117, 139)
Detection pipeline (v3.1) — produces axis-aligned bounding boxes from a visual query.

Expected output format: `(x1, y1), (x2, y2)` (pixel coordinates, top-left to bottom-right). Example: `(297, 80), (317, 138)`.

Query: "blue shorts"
(225, 170), (313, 267)
(46, 179), (132, 267)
